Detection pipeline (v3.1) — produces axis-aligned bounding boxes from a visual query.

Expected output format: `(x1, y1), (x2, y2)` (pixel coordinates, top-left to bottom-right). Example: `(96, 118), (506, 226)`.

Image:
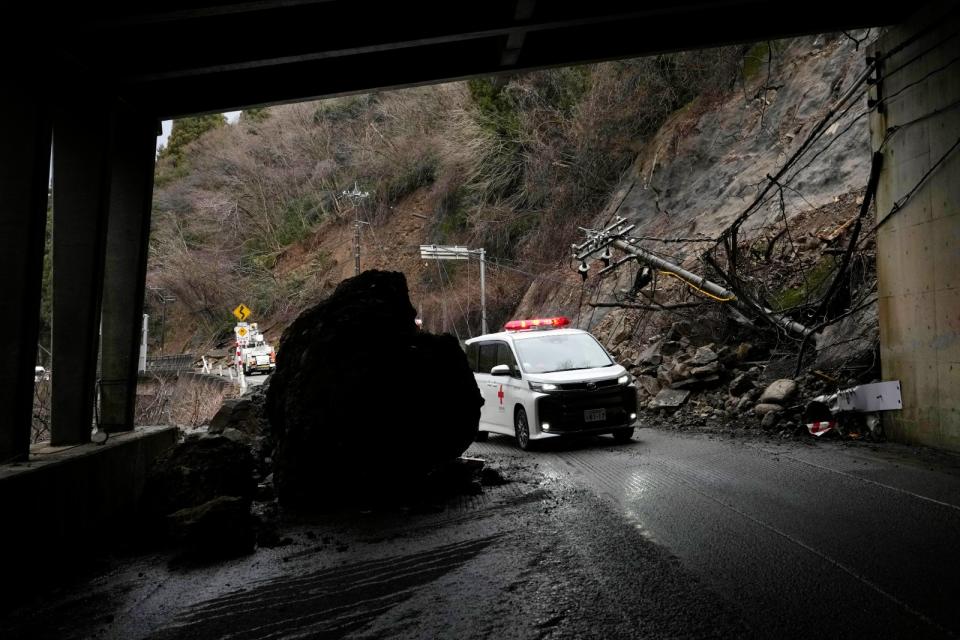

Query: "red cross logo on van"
(498, 385), (504, 405)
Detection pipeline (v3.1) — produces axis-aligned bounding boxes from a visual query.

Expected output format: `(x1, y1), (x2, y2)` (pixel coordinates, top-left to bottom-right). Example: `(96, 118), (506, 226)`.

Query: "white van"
(464, 317), (638, 450)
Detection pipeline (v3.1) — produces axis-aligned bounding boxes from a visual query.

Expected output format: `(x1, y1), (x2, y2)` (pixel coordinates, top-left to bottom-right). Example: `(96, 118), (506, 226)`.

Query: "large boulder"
(266, 270), (482, 507)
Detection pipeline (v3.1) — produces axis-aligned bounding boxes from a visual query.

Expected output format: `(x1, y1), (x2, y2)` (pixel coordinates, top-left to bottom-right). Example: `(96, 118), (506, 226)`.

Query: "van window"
(477, 342), (498, 374)
(466, 343), (479, 372)
(496, 343), (521, 377)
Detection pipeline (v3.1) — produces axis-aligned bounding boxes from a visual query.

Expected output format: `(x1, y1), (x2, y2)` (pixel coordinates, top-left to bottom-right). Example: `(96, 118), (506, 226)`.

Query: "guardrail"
(144, 354), (195, 373)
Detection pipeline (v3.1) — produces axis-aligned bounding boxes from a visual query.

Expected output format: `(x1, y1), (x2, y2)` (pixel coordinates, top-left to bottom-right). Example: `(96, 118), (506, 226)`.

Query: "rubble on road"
(266, 270), (483, 507)
(139, 436), (258, 560)
(611, 311), (883, 441)
(141, 437), (256, 520)
(649, 388), (691, 409)
(167, 496), (256, 560)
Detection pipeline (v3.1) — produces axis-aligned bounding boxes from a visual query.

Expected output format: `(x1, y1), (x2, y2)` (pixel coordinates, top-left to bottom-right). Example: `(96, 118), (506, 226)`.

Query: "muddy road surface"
(4, 428), (960, 639)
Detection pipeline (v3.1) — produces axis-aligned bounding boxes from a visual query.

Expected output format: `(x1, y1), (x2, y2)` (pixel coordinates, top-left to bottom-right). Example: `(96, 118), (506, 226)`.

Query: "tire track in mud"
(152, 536), (503, 640)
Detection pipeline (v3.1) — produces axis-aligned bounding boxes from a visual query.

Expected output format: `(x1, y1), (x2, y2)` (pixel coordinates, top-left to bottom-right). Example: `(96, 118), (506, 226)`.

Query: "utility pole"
(419, 244), (488, 335)
(479, 248), (487, 334)
(341, 183), (370, 276)
(574, 217), (813, 337)
(147, 286), (176, 355)
(353, 216), (361, 275)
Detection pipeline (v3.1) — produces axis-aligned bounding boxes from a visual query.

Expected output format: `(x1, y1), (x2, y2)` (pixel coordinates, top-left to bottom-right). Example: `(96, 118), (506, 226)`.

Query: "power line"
(439, 258), (473, 338)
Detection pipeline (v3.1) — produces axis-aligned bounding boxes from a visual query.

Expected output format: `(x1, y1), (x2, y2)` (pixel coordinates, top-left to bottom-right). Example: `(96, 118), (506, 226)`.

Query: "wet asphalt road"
(472, 429), (960, 638)
(5, 428), (960, 639)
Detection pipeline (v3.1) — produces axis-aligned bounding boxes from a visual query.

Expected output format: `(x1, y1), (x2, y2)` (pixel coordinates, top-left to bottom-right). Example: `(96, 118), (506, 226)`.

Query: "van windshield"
(514, 333), (613, 374)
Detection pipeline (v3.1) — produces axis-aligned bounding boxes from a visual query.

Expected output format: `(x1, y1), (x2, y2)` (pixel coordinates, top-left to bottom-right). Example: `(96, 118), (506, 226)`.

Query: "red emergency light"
(504, 316), (570, 331)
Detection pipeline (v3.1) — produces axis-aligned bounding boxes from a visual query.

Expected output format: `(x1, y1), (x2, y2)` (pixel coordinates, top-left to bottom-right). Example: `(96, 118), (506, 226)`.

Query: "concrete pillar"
(99, 109), (158, 432)
(0, 96), (51, 463)
(869, 1), (960, 452)
(51, 108), (114, 445)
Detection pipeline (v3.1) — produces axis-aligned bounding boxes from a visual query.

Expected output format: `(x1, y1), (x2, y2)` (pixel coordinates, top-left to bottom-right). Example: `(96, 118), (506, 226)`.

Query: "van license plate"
(584, 408), (606, 423)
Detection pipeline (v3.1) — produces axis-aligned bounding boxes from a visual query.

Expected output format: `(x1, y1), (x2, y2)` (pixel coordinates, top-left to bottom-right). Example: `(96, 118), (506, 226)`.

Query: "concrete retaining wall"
(0, 426), (178, 598)
(870, 1), (960, 451)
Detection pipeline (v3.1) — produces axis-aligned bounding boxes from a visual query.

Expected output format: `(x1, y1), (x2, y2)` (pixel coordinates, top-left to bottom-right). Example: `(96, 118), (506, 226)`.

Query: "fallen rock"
(670, 375), (722, 391)
(814, 296), (879, 374)
(209, 398), (255, 435)
(221, 427), (253, 447)
(167, 496), (255, 560)
(140, 437), (256, 522)
(656, 364), (673, 387)
(753, 403), (784, 416)
(761, 411), (780, 430)
(266, 270), (482, 507)
(637, 341), (663, 366)
(635, 375), (661, 397)
(649, 388), (691, 409)
(728, 372), (754, 396)
(660, 340), (684, 356)
(689, 346), (719, 366)
(690, 361), (721, 378)
(612, 323), (634, 345)
(666, 321), (691, 340)
(759, 379), (799, 405)
(670, 361), (691, 381)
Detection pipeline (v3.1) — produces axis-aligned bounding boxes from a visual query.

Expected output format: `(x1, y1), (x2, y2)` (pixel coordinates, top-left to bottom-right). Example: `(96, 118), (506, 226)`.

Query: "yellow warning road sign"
(236, 326), (249, 338)
(233, 303), (251, 321)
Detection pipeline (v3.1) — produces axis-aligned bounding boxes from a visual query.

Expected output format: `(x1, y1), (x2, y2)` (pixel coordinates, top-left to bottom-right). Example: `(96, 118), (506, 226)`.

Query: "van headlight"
(529, 381), (558, 392)
(618, 374), (633, 386)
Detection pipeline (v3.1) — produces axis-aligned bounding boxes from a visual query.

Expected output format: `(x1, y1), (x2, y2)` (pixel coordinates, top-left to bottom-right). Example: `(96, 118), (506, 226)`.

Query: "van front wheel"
(515, 407), (533, 451)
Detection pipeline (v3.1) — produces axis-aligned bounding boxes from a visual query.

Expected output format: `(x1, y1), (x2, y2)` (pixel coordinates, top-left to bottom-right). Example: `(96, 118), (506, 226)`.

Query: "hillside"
(148, 30), (878, 392)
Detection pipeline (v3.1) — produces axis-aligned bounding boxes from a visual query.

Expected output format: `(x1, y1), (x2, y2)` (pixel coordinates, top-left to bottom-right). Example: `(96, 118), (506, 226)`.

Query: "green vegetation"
(158, 114), (227, 166)
(770, 256), (838, 311)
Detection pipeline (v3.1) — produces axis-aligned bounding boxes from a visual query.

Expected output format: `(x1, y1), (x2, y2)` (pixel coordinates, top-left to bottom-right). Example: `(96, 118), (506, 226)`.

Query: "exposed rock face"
(266, 270), (482, 507)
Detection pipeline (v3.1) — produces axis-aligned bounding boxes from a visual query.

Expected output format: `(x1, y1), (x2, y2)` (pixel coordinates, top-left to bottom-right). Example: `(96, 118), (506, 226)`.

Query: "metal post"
(138, 313), (148, 373)
(479, 248), (487, 335)
(160, 302), (165, 355)
(354, 216), (361, 276)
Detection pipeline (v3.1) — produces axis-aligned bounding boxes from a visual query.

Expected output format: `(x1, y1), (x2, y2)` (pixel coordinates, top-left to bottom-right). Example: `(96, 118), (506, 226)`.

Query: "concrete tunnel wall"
(869, 1), (960, 452)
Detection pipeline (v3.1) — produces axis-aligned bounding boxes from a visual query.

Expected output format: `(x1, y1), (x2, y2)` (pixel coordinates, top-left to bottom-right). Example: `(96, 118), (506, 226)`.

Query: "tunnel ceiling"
(23, 0), (906, 118)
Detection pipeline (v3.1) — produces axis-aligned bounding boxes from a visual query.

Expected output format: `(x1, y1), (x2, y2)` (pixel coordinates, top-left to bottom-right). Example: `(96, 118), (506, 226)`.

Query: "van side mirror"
(490, 364), (511, 376)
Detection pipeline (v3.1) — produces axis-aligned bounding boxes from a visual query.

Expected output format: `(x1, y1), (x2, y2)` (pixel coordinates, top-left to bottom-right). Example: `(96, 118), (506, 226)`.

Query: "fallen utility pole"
(574, 217), (814, 337)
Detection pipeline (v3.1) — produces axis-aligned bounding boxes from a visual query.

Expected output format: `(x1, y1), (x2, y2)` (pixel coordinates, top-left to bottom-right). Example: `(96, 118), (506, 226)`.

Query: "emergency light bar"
(504, 316), (570, 331)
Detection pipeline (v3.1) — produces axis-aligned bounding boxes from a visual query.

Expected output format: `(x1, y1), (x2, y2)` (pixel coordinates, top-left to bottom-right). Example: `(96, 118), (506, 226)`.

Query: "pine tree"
(158, 114), (227, 165)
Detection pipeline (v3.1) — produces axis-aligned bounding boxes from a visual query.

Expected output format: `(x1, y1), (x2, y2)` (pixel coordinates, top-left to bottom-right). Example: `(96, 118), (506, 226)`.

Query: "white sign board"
(836, 381), (902, 412)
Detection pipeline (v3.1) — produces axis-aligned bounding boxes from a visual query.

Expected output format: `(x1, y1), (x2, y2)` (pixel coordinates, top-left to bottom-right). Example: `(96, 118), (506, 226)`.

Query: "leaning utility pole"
(574, 217), (813, 337)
